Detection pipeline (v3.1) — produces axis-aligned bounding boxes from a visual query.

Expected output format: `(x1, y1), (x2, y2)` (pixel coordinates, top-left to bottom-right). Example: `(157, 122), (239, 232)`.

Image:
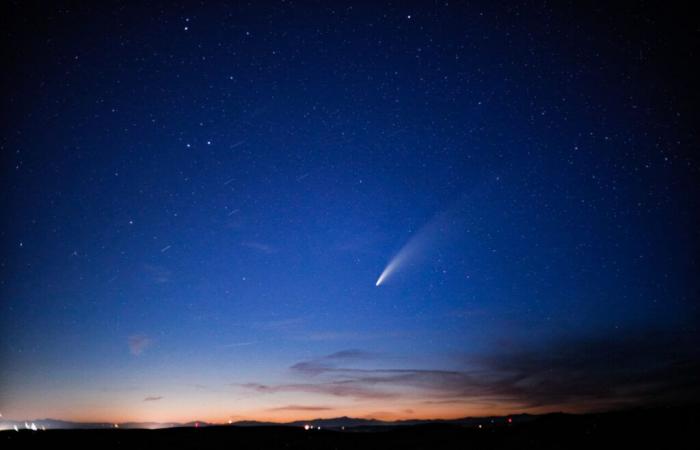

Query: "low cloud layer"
(239, 330), (700, 411)
(267, 405), (333, 412)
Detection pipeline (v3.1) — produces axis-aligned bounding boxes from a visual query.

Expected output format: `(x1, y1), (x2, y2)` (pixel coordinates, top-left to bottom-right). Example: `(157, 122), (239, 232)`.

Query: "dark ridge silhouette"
(2, 406), (698, 449)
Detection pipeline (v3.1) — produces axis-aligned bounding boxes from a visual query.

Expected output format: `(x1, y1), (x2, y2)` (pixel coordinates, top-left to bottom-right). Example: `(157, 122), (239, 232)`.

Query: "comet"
(375, 257), (399, 286)
(375, 242), (417, 286)
(375, 211), (451, 286)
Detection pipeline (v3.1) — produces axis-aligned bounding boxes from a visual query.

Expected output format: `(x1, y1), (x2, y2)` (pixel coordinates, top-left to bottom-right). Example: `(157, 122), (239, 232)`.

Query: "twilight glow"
(1, 1), (699, 426)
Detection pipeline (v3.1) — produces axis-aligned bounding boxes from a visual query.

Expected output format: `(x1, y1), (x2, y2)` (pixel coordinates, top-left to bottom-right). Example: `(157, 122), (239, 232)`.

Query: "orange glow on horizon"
(7, 400), (605, 425)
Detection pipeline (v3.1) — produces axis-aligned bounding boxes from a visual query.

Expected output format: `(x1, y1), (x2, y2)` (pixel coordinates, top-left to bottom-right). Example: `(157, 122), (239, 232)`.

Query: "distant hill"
(2, 407), (699, 450)
(1, 413), (533, 431)
(0, 419), (202, 431)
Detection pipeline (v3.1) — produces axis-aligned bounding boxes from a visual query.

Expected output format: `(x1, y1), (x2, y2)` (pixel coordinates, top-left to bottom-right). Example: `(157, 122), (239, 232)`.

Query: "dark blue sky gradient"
(1, 1), (698, 422)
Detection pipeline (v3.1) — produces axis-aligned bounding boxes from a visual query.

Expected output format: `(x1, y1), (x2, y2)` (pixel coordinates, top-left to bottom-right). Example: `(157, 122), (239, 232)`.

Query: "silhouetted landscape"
(2, 1), (699, 448)
(3, 406), (699, 449)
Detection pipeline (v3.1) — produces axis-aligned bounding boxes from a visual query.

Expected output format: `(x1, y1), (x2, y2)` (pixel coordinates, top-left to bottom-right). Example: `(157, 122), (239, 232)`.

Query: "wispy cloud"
(238, 382), (400, 400)
(267, 405), (333, 412)
(325, 349), (374, 361)
(222, 341), (258, 348)
(237, 332), (700, 410)
(143, 396), (163, 402)
(463, 329), (700, 409)
(295, 330), (403, 342)
(128, 335), (152, 356)
(241, 241), (276, 254)
(290, 349), (375, 375)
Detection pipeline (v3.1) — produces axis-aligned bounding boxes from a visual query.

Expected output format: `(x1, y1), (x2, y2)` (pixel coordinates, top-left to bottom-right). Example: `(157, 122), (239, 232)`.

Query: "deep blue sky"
(1, 1), (698, 422)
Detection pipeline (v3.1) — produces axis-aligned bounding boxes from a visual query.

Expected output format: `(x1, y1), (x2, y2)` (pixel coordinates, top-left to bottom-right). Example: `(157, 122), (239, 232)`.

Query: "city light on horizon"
(1, 0), (698, 432)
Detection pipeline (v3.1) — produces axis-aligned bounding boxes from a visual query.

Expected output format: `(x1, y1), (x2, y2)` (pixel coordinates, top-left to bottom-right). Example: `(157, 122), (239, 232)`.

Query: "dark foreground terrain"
(2, 407), (698, 449)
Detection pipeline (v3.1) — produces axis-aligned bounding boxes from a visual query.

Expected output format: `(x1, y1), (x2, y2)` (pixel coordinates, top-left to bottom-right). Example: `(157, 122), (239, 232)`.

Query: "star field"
(0, 1), (698, 423)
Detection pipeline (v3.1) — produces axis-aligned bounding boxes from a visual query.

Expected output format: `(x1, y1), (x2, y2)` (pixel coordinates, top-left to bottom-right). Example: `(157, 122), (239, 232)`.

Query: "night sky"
(1, 1), (699, 423)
